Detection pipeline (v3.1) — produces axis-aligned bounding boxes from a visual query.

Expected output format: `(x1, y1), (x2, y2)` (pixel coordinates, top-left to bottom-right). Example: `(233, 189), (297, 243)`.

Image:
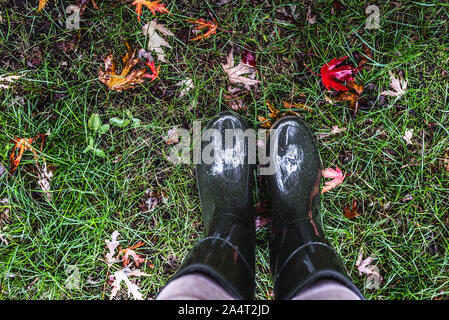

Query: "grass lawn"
(1, 0), (449, 300)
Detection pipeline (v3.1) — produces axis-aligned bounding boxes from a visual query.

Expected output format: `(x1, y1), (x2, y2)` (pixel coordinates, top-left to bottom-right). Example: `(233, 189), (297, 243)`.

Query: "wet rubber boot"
(166, 111), (256, 300)
(265, 116), (363, 300)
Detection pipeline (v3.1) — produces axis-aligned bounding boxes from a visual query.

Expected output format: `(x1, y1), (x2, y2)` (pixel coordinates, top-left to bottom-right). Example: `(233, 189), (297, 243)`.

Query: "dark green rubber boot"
(265, 116), (363, 300)
(167, 111), (256, 300)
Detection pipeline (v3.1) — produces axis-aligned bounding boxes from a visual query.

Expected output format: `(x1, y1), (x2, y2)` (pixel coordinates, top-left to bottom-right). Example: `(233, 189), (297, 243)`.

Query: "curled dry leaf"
(321, 166), (345, 194)
(132, 0), (169, 21)
(381, 70), (408, 97)
(187, 18), (218, 41)
(142, 20), (175, 63)
(221, 49), (260, 90)
(119, 241), (147, 268)
(98, 42), (159, 92)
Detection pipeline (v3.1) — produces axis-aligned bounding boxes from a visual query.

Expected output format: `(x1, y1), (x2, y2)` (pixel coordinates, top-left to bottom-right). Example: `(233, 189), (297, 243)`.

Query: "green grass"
(1, 0), (449, 300)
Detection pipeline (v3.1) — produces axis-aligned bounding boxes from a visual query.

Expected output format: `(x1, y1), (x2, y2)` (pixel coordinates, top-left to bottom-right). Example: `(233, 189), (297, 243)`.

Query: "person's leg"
(157, 273), (236, 300)
(292, 279), (361, 300)
(157, 112), (256, 300)
(265, 116), (363, 300)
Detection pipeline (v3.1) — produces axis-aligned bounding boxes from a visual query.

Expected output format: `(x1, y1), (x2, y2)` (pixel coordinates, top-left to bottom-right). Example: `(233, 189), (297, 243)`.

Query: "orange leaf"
(132, 0), (169, 21)
(98, 42), (159, 91)
(119, 241), (146, 268)
(9, 135), (46, 174)
(187, 18), (218, 41)
(321, 166), (345, 193)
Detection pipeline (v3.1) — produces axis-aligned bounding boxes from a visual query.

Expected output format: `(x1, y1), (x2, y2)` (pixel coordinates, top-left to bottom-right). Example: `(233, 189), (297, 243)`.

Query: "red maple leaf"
(306, 56), (359, 91)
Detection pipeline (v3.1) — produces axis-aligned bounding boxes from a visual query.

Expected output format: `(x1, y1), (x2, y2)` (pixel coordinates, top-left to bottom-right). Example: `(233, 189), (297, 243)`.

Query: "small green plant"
(109, 110), (142, 128)
(83, 113), (110, 158)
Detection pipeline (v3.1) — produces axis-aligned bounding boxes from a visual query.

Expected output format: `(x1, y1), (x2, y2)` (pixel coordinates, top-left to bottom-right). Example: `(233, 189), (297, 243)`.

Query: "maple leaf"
(222, 49), (260, 90)
(306, 56), (359, 91)
(381, 70), (408, 97)
(132, 0), (169, 21)
(142, 20), (175, 63)
(98, 42), (159, 92)
(321, 166), (345, 194)
(187, 18), (218, 41)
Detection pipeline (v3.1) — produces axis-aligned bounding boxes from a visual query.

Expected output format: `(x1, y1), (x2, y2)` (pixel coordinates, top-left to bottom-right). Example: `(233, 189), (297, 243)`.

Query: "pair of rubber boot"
(165, 112), (363, 300)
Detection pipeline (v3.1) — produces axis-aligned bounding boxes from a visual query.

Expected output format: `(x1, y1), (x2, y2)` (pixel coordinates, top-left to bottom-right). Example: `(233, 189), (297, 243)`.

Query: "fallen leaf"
(334, 80), (364, 112)
(0, 74), (22, 90)
(98, 42), (159, 92)
(241, 48), (256, 68)
(343, 199), (360, 218)
(403, 129), (413, 145)
(0, 198), (10, 227)
(381, 70), (407, 97)
(258, 101), (281, 128)
(119, 241), (146, 268)
(223, 87), (246, 111)
(176, 78), (194, 97)
(143, 188), (162, 212)
(105, 230), (120, 266)
(142, 20), (175, 63)
(306, 6), (317, 24)
(222, 48), (260, 90)
(165, 127), (180, 145)
(255, 216), (272, 231)
(307, 56), (359, 92)
(37, 0), (50, 11)
(132, 0), (169, 21)
(110, 267), (149, 300)
(355, 249), (383, 286)
(36, 160), (54, 201)
(321, 166), (345, 194)
(187, 18), (218, 41)
(282, 101), (314, 113)
(9, 134), (46, 174)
